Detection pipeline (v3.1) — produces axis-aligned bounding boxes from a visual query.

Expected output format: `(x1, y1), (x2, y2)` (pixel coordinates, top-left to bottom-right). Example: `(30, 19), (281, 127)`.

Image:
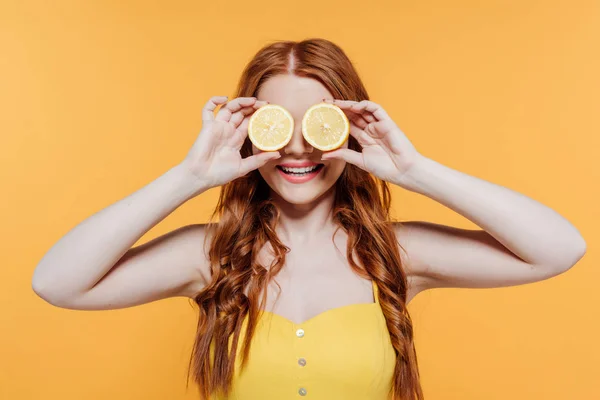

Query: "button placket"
(294, 324), (308, 396)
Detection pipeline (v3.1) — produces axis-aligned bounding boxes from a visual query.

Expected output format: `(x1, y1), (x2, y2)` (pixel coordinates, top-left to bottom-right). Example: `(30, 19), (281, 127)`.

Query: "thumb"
(321, 148), (365, 169)
(239, 152), (281, 176)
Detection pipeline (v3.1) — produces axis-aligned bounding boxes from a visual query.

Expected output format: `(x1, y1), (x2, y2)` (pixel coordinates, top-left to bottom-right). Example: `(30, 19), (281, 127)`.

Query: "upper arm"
(394, 221), (573, 296)
(57, 223), (212, 310)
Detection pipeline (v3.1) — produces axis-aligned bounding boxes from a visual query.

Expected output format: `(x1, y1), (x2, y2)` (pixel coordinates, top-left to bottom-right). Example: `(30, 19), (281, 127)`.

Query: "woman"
(32, 38), (587, 400)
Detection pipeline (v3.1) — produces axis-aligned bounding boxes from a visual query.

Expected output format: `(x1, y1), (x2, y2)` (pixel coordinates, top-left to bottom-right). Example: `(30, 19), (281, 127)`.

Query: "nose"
(283, 125), (314, 155)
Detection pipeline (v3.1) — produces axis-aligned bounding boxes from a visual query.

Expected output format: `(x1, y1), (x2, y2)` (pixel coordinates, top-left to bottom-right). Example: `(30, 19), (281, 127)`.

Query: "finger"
(230, 100), (268, 127)
(326, 99), (390, 122)
(225, 97), (259, 113)
(239, 151), (281, 176)
(229, 106), (257, 127)
(202, 96), (229, 121)
(253, 100), (269, 108)
(362, 111), (376, 124)
(348, 123), (376, 146)
(324, 99), (357, 108)
(216, 97), (258, 122)
(350, 100), (390, 121)
(233, 100), (270, 135)
(237, 117), (250, 137)
(324, 99), (371, 128)
(320, 148), (365, 169)
(325, 99), (374, 123)
(347, 111), (369, 130)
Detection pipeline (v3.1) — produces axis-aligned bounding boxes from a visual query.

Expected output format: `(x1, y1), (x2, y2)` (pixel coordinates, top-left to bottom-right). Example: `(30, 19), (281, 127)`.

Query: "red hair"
(187, 38), (423, 400)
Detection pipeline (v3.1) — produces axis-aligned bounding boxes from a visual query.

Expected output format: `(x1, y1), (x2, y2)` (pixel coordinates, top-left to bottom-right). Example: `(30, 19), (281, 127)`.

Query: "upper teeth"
(281, 165), (318, 173)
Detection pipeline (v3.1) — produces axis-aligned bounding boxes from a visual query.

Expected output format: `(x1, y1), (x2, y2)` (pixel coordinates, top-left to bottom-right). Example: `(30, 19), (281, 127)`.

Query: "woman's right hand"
(180, 96), (281, 191)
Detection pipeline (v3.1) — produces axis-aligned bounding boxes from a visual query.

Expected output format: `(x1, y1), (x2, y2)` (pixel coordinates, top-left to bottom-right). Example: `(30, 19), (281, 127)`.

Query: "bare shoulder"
(391, 221), (431, 303)
(147, 222), (213, 299)
(392, 220), (475, 298)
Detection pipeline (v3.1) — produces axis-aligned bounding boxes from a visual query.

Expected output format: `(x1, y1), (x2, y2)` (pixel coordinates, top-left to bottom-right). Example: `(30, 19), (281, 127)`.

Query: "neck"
(271, 186), (337, 245)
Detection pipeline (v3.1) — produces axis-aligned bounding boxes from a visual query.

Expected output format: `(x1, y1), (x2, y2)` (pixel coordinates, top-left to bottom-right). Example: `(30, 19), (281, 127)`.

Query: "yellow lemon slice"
(302, 102), (350, 151)
(248, 104), (294, 151)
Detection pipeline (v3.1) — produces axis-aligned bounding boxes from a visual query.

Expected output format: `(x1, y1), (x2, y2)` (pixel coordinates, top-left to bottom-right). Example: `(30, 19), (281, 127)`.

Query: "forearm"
(32, 163), (206, 298)
(399, 155), (586, 268)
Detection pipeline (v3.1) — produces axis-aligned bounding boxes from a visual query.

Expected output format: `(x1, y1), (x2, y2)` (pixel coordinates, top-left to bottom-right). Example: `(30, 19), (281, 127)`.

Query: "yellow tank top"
(211, 280), (396, 399)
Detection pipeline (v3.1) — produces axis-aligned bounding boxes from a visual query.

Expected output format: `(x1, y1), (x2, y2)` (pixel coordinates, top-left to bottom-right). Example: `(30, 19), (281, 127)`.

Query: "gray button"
(298, 357), (306, 366)
(298, 387), (307, 396)
(296, 328), (305, 338)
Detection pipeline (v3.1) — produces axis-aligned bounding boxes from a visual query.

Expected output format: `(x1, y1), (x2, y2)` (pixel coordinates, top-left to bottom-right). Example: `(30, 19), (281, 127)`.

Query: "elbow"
(569, 238), (587, 268)
(31, 277), (60, 306)
(552, 239), (587, 275)
(567, 237), (587, 267)
(31, 269), (48, 299)
(31, 274), (71, 308)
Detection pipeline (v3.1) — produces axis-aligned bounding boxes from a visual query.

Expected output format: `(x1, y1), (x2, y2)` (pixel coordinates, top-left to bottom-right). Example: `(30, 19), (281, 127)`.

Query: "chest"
(251, 235), (376, 325)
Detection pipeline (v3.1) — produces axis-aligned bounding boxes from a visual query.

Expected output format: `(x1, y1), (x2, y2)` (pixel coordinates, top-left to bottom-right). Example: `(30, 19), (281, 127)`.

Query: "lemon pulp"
(302, 103), (350, 151)
(248, 104), (294, 151)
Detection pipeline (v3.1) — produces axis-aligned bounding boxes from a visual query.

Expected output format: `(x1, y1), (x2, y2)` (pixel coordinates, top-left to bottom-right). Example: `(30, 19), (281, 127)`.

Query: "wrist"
(170, 162), (211, 199)
(394, 153), (433, 192)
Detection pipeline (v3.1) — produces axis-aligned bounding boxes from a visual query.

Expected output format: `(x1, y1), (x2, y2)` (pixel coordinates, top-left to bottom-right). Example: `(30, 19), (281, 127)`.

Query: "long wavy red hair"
(187, 38), (423, 400)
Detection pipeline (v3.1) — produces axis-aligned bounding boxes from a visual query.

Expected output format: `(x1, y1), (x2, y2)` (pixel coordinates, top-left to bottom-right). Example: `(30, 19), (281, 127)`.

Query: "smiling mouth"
(276, 164), (325, 176)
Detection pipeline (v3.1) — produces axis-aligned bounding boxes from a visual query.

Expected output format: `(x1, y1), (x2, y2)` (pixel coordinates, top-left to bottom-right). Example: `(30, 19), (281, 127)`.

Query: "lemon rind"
(248, 104), (295, 151)
(301, 102), (350, 151)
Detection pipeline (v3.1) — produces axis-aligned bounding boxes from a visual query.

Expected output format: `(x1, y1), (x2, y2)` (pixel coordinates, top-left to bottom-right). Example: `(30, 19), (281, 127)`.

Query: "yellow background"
(1, 1), (598, 398)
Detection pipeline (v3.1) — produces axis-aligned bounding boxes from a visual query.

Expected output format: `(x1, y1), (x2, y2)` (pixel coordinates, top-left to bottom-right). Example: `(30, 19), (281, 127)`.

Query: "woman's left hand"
(320, 99), (424, 188)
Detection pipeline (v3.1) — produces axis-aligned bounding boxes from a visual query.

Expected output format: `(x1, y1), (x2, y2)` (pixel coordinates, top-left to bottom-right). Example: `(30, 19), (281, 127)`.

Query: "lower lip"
(277, 165), (324, 183)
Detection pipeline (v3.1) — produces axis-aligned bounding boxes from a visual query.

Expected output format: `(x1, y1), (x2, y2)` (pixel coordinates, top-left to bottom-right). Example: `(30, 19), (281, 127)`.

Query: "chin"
(271, 184), (331, 205)
(258, 162), (345, 205)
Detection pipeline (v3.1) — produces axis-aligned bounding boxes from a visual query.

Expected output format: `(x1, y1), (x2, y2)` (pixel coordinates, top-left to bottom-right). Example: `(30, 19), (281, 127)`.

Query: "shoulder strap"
(371, 280), (380, 305)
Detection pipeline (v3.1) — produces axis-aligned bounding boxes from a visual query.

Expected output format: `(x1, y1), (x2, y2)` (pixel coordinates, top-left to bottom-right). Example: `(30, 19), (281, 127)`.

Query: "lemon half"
(302, 103), (350, 151)
(248, 104), (294, 151)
